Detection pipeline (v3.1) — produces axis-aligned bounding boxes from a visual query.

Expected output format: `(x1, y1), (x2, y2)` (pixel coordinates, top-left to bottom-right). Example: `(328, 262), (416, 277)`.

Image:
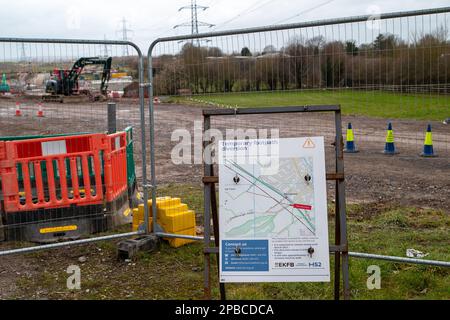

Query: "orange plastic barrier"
(0, 132), (128, 213)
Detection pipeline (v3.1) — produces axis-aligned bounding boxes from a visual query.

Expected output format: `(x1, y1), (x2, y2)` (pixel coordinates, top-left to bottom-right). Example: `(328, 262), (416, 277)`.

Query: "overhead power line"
(116, 17), (133, 56)
(212, 0), (278, 30)
(274, 0), (336, 25)
(147, 0), (224, 41)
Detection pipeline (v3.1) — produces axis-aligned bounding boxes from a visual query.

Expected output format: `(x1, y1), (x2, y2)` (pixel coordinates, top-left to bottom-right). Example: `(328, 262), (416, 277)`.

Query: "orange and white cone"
(37, 102), (44, 117)
(15, 102), (22, 116)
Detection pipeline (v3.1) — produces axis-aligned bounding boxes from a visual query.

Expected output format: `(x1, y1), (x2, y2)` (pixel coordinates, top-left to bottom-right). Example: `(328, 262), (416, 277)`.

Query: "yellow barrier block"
(111, 72), (128, 78)
(133, 205), (144, 221)
(132, 208), (140, 226)
(132, 217), (153, 233)
(132, 222), (140, 232)
(131, 196), (197, 248)
(133, 208), (150, 225)
(158, 204), (189, 217)
(157, 197), (181, 209)
(159, 210), (195, 233)
(135, 201), (163, 220)
(165, 227), (196, 248)
(148, 196), (170, 207)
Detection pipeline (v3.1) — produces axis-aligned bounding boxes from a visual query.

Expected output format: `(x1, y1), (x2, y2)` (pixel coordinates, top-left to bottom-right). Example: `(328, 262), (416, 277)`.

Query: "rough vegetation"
(1, 185), (449, 300)
(154, 29), (450, 95)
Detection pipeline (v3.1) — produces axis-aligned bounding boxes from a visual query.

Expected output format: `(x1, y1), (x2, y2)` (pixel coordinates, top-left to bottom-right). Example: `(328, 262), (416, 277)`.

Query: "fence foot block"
(117, 235), (160, 260)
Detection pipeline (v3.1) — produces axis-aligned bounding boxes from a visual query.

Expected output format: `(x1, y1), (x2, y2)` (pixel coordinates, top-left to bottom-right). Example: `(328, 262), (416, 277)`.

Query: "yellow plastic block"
(133, 205), (144, 222)
(135, 203), (156, 221)
(141, 197), (174, 210)
(131, 196), (197, 248)
(133, 207), (152, 226)
(132, 208), (140, 226)
(132, 217), (153, 233)
(132, 222), (140, 232)
(159, 210), (195, 233)
(157, 197), (181, 209)
(165, 227), (197, 248)
(157, 204), (189, 217)
(147, 196), (170, 207)
(111, 72), (128, 78)
(136, 197), (185, 217)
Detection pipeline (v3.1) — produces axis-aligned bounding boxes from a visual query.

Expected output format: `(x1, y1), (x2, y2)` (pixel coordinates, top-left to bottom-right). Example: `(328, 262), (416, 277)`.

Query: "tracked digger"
(43, 57), (112, 103)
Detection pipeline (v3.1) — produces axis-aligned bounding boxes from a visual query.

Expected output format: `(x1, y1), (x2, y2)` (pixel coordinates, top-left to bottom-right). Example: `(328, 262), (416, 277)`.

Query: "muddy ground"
(1, 98), (448, 210)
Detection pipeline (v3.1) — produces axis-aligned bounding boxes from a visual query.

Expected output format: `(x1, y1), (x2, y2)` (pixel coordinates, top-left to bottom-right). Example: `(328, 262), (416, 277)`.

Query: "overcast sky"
(1, 0), (449, 49)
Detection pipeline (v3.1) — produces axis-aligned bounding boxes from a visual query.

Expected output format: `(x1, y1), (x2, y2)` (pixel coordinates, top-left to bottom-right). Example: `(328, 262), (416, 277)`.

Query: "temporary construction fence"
(0, 38), (151, 253)
(0, 6), (448, 299)
(149, 6), (450, 154)
(147, 6), (450, 299)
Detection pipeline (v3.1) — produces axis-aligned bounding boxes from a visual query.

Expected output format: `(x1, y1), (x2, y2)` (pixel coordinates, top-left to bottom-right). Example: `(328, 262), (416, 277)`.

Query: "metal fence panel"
(0, 38), (149, 255)
(146, 6), (450, 289)
(147, 6), (450, 234)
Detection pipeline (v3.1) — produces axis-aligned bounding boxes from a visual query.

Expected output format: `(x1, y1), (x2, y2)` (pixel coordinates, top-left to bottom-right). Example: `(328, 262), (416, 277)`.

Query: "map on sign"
(222, 157), (316, 238)
(219, 137), (330, 283)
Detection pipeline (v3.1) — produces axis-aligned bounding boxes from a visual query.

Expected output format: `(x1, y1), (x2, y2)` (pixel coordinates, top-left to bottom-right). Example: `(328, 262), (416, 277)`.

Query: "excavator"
(43, 57), (112, 103)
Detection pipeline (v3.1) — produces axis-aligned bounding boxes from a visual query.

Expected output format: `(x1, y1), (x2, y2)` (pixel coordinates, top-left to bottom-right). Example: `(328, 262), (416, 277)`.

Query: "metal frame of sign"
(202, 105), (350, 300)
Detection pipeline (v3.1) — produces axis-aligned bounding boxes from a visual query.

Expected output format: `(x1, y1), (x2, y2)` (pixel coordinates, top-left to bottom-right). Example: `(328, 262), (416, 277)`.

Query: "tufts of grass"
(172, 90), (450, 121)
(8, 184), (450, 300)
(375, 209), (411, 228)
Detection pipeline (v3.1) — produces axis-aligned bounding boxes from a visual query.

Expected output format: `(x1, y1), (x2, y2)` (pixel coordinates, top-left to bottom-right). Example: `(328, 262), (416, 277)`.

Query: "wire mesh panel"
(146, 7), (450, 287)
(0, 39), (147, 252)
(148, 8), (450, 236)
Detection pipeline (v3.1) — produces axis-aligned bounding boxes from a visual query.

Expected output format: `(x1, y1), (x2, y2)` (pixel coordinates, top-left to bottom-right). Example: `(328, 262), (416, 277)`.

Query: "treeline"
(153, 28), (450, 96)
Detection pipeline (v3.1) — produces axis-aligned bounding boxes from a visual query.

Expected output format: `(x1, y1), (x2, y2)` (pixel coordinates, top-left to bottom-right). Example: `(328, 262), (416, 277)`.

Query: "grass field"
(10, 184), (450, 300)
(172, 90), (450, 121)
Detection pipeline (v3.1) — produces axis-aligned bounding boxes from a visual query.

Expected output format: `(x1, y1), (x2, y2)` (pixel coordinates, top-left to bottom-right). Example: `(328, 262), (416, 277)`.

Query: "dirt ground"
(1, 98), (449, 210)
(0, 98), (449, 299)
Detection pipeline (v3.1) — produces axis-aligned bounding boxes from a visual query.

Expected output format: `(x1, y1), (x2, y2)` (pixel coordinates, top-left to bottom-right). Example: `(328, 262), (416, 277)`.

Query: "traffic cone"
(344, 123), (358, 153)
(37, 102), (44, 117)
(37, 102), (44, 118)
(15, 102), (22, 116)
(383, 122), (398, 155)
(421, 124), (437, 157)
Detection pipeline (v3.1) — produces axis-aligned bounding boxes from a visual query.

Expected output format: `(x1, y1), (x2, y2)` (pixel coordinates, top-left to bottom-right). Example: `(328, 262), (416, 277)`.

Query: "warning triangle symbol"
(303, 138), (315, 149)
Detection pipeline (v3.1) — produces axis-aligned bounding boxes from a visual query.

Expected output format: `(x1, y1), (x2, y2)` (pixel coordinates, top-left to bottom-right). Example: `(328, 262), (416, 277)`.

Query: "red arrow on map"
(290, 204), (312, 211)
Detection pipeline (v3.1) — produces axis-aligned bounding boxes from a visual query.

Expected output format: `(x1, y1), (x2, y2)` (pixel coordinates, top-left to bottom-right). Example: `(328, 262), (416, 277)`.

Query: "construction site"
(1, 100), (447, 208)
(0, 2), (449, 303)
